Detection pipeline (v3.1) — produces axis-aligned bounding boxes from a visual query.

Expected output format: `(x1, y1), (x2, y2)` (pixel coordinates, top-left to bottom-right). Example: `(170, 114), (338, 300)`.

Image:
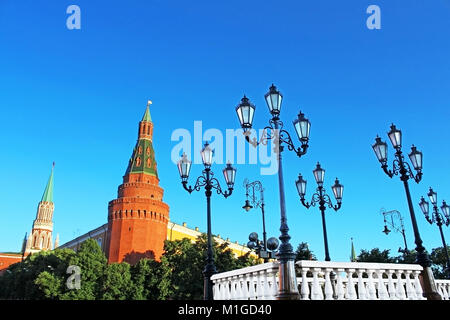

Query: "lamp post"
(247, 232), (279, 261)
(177, 143), (237, 300)
(372, 124), (441, 300)
(235, 84), (311, 300)
(419, 188), (450, 278)
(242, 179), (270, 261)
(381, 209), (409, 255)
(296, 162), (343, 261)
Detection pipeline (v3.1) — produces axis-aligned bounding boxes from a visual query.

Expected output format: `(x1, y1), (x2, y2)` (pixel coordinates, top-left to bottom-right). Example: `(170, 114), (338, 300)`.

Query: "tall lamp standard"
(235, 84), (311, 300)
(295, 163), (343, 261)
(177, 143), (237, 300)
(419, 188), (450, 278)
(372, 124), (441, 300)
(242, 179), (270, 262)
(381, 209), (409, 255)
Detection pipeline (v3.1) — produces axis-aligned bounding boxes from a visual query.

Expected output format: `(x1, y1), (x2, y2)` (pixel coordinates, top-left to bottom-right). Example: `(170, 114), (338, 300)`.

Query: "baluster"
(221, 280), (227, 300)
(438, 283), (444, 299)
(311, 268), (323, 300)
(345, 269), (357, 300)
(357, 269), (367, 300)
(366, 269), (377, 299)
(242, 274), (250, 300)
(217, 282), (222, 300)
(271, 269), (278, 299)
(225, 279), (232, 300)
(443, 283), (450, 300)
(441, 283), (448, 300)
(376, 270), (389, 300)
(235, 275), (244, 300)
(262, 270), (270, 300)
(300, 268), (310, 300)
(386, 270), (397, 300)
(412, 270), (425, 300)
(248, 273), (256, 300)
(324, 268), (333, 300)
(404, 270), (417, 300)
(230, 277), (237, 300)
(335, 269), (345, 300)
(255, 271), (264, 300)
(212, 281), (217, 300)
(444, 283), (450, 300)
(395, 270), (406, 300)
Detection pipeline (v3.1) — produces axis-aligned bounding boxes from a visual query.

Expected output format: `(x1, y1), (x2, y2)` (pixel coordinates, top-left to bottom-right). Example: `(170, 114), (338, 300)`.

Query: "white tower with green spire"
(25, 163), (55, 255)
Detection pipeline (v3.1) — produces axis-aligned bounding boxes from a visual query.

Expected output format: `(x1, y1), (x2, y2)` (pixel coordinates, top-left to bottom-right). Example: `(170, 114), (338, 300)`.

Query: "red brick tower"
(106, 101), (169, 264)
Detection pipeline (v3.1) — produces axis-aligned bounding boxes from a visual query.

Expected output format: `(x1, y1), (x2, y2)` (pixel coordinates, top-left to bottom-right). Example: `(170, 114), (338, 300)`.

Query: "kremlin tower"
(106, 101), (170, 264)
(25, 163), (56, 255)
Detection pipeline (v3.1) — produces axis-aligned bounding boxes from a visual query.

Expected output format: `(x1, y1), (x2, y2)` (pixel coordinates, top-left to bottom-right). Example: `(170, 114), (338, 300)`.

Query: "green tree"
(357, 248), (396, 263)
(130, 258), (171, 300)
(395, 250), (417, 264)
(34, 271), (63, 299)
(60, 239), (108, 300)
(0, 236), (256, 300)
(430, 246), (450, 279)
(294, 242), (317, 261)
(162, 234), (257, 300)
(0, 248), (75, 299)
(101, 262), (133, 300)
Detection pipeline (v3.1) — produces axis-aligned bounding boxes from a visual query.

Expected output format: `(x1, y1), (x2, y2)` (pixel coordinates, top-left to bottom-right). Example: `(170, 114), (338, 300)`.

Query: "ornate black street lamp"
(296, 162), (343, 261)
(247, 232), (279, 261)
(381, 209), (409, 255)
(235, 84), (311, 300)
(419, 188), (450, 278)
(177, 143), (236, 300)
(242, 178), (273, 261)
(372, 124), (441, 300)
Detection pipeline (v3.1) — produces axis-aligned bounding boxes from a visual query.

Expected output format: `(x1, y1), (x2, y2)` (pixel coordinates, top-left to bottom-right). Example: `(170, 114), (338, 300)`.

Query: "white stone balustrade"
(295, 260), (426, 300)
(436, 280), (450, 300)
(211, 262), (279, 300)
(211, 260), (450, 300)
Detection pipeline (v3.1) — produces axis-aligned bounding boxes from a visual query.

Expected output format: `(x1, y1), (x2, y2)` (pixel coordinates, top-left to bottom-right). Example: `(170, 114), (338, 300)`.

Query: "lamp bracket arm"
(243, 125), (275, 148)
(300, 197), (312, 209)
(210, 177), (233, 198)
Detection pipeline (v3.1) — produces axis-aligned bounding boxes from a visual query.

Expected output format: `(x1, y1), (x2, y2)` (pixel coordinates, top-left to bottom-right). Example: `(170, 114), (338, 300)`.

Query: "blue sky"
(0, 0), (449, 262)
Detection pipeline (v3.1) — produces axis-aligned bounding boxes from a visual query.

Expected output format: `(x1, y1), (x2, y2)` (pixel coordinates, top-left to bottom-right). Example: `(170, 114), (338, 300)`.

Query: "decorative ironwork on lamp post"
(177, 143), (237, 300)
(247, 232), (279, 261)
(242, 179), (273, 262)
(381, 209), (409, 255)
(372, 124), (441, 300)
(419, 188), (450, 279)
(235, 84), (311, 300)
(296, 162), (343, 261)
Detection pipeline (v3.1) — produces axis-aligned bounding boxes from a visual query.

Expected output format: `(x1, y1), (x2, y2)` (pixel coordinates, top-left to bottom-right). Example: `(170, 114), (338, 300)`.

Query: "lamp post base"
(419, 266), (442, 300)
(276, 259), (300, 300)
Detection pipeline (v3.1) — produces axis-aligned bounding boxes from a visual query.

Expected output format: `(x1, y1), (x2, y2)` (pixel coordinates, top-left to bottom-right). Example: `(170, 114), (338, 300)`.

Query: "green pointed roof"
(41, 163), (54, 203)
(125, 139), (158, 177)
(350, 238), (357, 262)
(125, 104), (158, 177)
(142, 100), (152, 122)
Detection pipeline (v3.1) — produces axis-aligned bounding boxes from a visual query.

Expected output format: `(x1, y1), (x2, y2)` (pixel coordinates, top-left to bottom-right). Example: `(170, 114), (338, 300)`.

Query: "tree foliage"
(294, 242), (317, 261)
(357, 248), (396, 263)
(0, 235), (256, 300)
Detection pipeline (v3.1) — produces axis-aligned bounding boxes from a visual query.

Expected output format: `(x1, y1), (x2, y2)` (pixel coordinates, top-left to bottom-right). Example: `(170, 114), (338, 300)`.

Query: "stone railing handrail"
(211, 262), (278, 281)
(211, 260), (450, 300)
(295, 260), (423, 271)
